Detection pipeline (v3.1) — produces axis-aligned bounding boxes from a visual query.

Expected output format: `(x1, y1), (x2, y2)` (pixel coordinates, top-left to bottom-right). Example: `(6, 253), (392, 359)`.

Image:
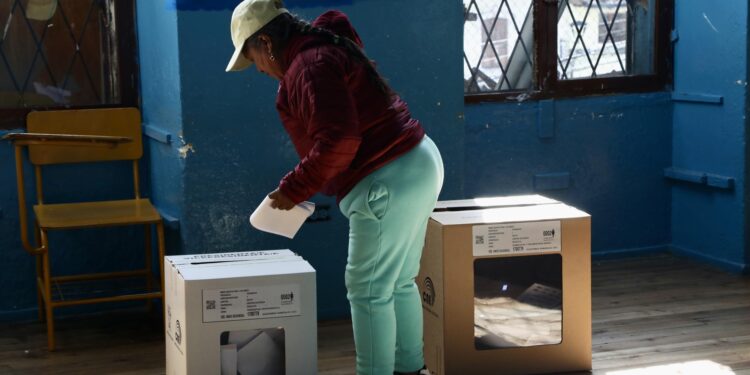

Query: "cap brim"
(226, 46), (253, 72)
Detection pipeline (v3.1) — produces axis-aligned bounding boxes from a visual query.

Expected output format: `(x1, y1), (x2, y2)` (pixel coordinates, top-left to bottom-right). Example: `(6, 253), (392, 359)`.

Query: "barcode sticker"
(205, 300), (216, 310)
(472, 221), (561, 256)
(202, 284), (301, 323)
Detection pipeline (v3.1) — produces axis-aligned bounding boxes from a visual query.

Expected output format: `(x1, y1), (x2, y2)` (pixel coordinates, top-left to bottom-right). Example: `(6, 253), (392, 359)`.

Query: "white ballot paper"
(249, 196), (315, 239)
(220, 344), (238, 375)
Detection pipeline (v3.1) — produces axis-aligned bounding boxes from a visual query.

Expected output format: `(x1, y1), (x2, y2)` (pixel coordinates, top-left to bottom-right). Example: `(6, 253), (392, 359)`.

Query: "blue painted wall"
(747, 1), (750, 269)
(0, 133), (39, 321)
(137, 0), (186, 254)
(464, 93), (673, 255)
(670, 0), (748, 272)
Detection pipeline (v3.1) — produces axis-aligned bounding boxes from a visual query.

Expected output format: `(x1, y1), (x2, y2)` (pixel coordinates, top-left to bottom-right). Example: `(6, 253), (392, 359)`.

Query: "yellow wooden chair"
(3, 108), (165, 351)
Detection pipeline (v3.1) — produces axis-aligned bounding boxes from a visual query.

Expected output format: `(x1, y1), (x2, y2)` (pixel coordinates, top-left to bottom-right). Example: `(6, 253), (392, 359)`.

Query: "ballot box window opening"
(219, 327), (286, 374)
(473, 254), (563, 349)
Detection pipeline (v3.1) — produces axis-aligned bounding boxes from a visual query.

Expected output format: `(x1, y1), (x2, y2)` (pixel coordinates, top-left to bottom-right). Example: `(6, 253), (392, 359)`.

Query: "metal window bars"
(464, 0), (535, 93)
(557, 0), (628, 80)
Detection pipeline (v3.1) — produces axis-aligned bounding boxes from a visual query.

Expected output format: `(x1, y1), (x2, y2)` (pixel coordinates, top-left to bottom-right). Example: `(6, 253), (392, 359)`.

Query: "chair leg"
(36, 255), (44, 322)
(41, 230), (55, 351)
(34, 223), (44, 322)
(145, 224), (153, 311)
(156, 221), (166, 317)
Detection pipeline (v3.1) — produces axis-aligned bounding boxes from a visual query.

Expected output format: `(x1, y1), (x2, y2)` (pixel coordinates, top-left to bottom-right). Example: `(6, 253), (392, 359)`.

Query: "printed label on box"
(202, 284), (301, 323)
(472, 221), (561, 256)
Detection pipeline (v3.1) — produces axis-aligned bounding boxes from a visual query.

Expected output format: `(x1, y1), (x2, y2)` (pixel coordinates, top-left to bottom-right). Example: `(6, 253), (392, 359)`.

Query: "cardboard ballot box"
(419, 197), (591, 375)
(165, 250), (317, 375)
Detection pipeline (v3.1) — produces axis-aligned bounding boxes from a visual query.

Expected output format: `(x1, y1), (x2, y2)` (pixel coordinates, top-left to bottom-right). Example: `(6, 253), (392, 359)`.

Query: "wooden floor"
(1, 253), (749, 374)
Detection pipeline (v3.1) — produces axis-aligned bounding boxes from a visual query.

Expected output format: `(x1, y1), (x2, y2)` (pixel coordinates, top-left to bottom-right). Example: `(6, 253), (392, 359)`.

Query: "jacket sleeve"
(278, 58), (362, 204)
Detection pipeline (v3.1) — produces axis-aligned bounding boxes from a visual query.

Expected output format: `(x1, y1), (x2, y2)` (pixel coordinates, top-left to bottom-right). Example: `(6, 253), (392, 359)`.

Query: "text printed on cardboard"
(202, 284), (301, 323)
(472, 221), (561, 256)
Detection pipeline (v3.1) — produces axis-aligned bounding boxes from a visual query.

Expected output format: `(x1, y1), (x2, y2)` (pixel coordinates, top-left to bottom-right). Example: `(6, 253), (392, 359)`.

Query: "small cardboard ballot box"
(419, 197), (591, 375)
(165, 250), (317, 375)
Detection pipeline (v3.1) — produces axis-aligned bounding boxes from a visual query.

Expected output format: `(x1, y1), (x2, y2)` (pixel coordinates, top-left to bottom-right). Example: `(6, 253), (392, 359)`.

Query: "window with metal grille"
(0, 0), (137, 129)
(464, 0), (672, 101)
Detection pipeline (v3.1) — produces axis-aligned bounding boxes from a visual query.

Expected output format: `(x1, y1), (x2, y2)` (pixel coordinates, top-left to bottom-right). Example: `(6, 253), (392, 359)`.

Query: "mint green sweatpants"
(339, 136), (444, 375)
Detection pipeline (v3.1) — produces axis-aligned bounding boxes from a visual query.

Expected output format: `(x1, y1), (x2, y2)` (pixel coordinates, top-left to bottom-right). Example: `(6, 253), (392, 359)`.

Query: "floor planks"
(0, 252), (748, 374)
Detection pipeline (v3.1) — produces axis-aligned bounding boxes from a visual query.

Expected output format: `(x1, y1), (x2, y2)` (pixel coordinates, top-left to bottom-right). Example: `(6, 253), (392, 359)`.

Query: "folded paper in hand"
(249, 196), (315, 239)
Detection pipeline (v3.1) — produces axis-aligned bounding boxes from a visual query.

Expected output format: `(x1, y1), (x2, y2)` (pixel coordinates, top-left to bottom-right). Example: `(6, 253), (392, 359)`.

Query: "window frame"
(0, 0), (139, 130)
(465, 0), (674, 104)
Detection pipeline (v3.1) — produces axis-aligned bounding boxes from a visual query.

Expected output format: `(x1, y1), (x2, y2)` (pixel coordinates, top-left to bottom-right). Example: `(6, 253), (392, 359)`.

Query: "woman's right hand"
(268, 188), (296, 211)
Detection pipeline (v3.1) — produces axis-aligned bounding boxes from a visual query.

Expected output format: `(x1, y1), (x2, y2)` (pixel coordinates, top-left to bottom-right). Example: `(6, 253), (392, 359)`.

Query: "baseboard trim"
(0, 307), (38, 323)
(669, 245), (748, 274)
(592, 244), (670, 259)
(0, 301), (150, 323)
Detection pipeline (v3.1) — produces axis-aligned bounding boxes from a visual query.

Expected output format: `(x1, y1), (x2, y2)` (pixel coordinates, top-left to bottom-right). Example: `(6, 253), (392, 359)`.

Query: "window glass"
(464, 0), (535, 93)
(0, 0), (125, 108)
(558, 0), (655, 79)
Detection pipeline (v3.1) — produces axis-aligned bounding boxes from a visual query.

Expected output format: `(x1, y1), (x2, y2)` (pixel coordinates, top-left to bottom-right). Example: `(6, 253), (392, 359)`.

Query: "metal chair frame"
(3, 108), (166, 351)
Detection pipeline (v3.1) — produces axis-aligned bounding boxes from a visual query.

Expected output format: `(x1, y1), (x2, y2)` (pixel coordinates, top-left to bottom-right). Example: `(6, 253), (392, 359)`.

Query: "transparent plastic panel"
(474, 254), (562, 349)
(220, 327), (286, 375)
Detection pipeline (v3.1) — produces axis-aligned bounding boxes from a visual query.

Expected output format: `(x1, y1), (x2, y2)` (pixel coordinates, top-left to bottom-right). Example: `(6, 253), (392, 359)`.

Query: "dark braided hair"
(244, 13), (394, 99)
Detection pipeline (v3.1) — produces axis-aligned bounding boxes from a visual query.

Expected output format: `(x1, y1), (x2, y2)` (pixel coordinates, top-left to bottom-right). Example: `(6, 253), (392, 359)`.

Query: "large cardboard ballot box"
(419, 197), (591, 375)
(164, 250), (317, 375)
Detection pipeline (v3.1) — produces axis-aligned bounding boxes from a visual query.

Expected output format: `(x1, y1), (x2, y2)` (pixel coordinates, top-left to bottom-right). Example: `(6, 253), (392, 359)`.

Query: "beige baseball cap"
(226, 0), (289, 72)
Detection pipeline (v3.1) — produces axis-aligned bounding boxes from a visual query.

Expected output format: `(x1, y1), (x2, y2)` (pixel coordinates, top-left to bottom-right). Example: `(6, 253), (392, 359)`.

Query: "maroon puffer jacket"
(276, 10), (425, 204)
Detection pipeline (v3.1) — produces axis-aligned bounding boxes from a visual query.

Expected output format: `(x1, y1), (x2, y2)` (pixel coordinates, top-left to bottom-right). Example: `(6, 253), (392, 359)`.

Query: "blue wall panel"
(0, 136), (38, 321)
(464, 93), (673, 255)
(671, 0), (748, 271)
(0, 0), (185, 322)
(137, 0), (186, 254)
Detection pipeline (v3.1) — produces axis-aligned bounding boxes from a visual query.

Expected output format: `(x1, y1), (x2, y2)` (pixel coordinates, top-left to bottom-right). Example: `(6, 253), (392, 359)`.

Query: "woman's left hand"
(268, 188), (296, 211)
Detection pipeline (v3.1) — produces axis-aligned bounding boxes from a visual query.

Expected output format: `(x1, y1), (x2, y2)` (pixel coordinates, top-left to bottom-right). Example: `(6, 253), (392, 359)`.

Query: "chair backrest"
(26, 108), (142, 165)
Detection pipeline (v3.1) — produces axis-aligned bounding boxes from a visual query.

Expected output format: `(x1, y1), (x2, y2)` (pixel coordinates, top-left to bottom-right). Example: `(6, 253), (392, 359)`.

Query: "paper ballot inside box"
(250, 196), (315, 239)
(221, 328), (285, 375)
